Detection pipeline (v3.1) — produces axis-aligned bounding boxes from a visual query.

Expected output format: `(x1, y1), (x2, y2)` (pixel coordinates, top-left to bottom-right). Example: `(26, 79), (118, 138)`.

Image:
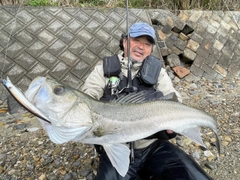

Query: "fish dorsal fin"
(182, 127), (206, 148)
(111, 91), (178, 104)
(111, 91), (146, 103)
(41, 120), (90, 144)
(103, 144), (130, 177)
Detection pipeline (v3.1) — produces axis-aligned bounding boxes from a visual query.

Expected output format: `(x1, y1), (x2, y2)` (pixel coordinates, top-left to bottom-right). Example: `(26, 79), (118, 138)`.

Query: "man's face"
(123, 35), (153, 62)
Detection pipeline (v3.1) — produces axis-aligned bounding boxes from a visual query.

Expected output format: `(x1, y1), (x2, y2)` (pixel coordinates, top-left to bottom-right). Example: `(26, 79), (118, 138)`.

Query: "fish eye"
(54, 85), (65, 95)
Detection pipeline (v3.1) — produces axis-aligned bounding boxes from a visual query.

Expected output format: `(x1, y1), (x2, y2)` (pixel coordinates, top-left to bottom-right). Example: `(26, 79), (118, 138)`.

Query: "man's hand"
(166, 130), (177, 139)
(166, 130), (174, 134)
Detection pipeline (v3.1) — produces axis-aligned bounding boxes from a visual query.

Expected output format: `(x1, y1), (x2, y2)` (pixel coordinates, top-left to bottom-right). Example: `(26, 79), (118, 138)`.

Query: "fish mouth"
(2, 77), (51, 124)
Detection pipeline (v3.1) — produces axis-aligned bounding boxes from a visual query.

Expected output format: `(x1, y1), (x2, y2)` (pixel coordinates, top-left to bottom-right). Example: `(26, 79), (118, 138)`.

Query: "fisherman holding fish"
(3, 21), (219, 179)
(82, 22), (213, 179)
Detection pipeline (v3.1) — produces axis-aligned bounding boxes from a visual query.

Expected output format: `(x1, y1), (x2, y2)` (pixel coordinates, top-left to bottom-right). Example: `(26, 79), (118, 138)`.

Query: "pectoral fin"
(103, 144), (130, 177)
(41, 119), (91, 144)
(182, 127), (206, 148)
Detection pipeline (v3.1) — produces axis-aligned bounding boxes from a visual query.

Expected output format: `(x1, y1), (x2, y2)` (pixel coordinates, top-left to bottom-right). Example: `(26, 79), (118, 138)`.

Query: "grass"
(26, 0), (56, 6)
(2, 0), (240, 10)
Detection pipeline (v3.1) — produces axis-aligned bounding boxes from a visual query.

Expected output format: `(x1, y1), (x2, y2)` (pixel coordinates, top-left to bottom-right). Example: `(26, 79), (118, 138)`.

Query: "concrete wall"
(0, 7), (239, 91)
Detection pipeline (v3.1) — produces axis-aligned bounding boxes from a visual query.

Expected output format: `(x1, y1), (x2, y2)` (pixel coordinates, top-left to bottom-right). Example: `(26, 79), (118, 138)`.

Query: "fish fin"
(182, 127), (206, 148)
(41, 120), (90, 144)
(111, 91), (178, 104)
(213, 130), (221, 155)
(103, 144), (130, 177)
(158, 92), (179, 102)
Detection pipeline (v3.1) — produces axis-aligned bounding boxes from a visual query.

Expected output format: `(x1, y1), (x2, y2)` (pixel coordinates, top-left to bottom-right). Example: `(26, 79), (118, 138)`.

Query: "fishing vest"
(100, 54), (164, 101)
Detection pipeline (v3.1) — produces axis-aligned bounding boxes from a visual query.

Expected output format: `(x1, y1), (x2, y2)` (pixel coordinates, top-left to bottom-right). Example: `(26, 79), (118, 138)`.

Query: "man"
(82, 22), (212, 180)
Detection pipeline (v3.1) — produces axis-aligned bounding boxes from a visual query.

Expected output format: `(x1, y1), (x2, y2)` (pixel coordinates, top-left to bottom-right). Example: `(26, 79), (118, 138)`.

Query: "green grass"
(5, 0), (240, 10)
(25, 0), (57, 6)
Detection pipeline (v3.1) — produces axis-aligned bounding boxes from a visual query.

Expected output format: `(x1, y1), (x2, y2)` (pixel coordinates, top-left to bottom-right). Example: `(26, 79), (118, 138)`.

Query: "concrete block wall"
(0, 7), (240, 93)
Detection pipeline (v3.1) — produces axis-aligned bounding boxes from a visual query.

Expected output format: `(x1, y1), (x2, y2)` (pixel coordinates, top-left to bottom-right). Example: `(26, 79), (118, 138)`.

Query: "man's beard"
(130, 57), (143, 63)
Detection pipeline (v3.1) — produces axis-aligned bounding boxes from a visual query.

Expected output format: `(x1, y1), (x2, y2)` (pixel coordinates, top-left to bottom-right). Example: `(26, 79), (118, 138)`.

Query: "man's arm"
(155, 68), (182, 103)
(81, 62), (107, 100)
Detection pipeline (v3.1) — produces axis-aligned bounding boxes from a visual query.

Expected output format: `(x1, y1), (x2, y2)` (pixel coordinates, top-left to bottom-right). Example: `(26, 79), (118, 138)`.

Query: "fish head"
(25, 77), (79, 125)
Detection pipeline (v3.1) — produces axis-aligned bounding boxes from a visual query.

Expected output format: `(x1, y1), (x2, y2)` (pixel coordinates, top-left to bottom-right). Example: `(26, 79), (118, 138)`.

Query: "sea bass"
(2, 76), (221, 177)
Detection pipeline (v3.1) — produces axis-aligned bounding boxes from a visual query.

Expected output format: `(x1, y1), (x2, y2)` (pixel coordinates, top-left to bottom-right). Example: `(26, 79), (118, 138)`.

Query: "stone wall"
(0, 7), (240, 92)
(149, 10), (240, 81)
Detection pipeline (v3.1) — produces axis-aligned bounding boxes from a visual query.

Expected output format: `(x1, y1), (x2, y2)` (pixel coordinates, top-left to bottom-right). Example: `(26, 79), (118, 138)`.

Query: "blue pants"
(95, 140), (213, 180)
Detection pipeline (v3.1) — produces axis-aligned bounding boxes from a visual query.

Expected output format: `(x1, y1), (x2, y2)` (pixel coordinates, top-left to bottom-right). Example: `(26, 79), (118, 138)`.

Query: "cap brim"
(130, 33), (155, 44)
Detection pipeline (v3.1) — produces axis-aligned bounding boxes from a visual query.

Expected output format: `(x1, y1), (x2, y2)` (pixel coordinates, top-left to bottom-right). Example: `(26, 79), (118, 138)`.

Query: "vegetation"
(1, 0), (239, 10)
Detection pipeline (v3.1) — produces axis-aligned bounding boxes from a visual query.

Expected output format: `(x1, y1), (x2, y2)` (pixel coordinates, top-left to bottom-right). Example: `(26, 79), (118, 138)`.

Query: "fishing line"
(125, 0), (135, 163)
(0, 3), (23, 80)
(0, 3), (24, 106)
(126, 0), (133, 89)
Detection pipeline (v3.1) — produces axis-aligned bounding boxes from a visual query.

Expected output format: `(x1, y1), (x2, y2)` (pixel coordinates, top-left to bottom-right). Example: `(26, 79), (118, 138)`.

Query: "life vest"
(100, 54), (163, 101)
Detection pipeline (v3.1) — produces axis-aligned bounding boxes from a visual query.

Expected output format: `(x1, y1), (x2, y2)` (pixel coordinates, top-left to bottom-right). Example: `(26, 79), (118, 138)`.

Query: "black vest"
(100, 54), (163, 101)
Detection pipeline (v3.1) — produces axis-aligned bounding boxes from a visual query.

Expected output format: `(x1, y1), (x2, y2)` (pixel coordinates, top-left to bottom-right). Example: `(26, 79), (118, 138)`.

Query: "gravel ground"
(0, 77), (240, 180)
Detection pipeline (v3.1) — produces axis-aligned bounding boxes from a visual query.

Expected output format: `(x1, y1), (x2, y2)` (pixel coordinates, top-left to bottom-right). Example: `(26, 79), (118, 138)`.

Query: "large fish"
(2, 76), (221, 177)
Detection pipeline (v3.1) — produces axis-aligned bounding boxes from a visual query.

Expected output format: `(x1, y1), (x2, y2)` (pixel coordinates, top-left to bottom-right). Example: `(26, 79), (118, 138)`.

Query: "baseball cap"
(129, 22), (156, 44)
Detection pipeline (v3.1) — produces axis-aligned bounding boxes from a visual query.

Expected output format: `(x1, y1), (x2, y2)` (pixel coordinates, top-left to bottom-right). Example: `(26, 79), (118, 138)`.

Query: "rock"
(224, 136), (232, 142)
(171, 46), (183, 55)
(182, 48), (197, 63)
(179, 32), (189, 41)
(162, 24), (172, 34)
(166, 54), (181, 67)
(87, 172), (95, 180)
(160, 47), (170, 56)
(157, 29), (167, 40)
(13, 123), (28, 130)
(63, 173), (73, 180)
(186, 39), (200, 52)
(172, 66), (190, 78)
(189, 83), (198, 89)
(205, 162), (216, 170)
(39, 174), (46, 180)
(222, 141), (229, 146)
(7, 95), (22, 114)
(80, 159), (92, 177)
(42, 157), (53, 166)
(0, 166), (3, 174)
(192, 151), (200, 159)
(26, 127), (39, 132)
(214, 64), (227, 77)
(47, 173), (58, 180)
